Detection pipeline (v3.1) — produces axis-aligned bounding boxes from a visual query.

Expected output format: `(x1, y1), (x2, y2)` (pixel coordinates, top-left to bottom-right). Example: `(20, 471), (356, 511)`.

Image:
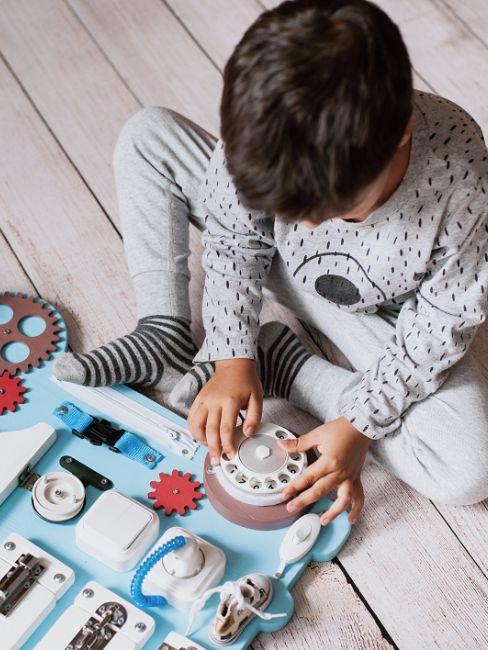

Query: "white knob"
(256, 445), (271, 460)
(163, 536), (204, 578)
(292, 523), (311, 544)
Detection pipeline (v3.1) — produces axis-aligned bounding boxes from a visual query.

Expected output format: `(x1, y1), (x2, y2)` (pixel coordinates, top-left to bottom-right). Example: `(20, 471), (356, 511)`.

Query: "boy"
(54, 0), (488, 524)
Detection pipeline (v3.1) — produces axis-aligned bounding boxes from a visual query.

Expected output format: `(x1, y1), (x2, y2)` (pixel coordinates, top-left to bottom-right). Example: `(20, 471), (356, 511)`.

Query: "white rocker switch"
(76, 490), (160, 572)
(35, 580), (155, 649)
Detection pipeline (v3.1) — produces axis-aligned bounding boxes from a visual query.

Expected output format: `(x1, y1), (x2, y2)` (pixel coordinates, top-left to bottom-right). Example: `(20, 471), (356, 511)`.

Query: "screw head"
(4, 541), (15, 551)
(82, 588), (94, 598)
(3, 328), (11, 334)
(206, 465), (215, 475)
(57, 406), (68, 415)
(53, 573), (65, 583)
(134, 622), (146, 632)
(65, 456), (72, 463)
(145, 454), (155, 463)
(100, 478), (108, 485)
(181, 448), (189, 455)
(0, 389), (4, 395)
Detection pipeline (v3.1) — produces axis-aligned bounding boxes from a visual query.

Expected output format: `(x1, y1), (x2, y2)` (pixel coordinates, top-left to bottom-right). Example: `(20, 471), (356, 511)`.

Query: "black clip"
(72, 418), (123, 453)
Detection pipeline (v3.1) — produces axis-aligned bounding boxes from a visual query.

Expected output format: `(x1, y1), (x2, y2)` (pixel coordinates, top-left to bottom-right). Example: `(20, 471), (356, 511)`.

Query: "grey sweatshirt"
(194, 91), (488, 439)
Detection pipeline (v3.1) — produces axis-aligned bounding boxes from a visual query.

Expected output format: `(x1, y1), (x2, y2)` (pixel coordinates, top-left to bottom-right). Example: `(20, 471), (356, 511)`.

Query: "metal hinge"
(0, 552), (45, 617)
(65, 601), (127, 649)
(18, 466), (41, 491)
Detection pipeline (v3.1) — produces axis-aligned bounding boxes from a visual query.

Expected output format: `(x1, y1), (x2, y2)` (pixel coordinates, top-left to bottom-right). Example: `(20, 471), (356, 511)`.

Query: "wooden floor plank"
(0, 55), (135, 351)
(441, 0), (488, 50)
(255, 562), (392, 650)
(340, 460), (488, 649)
(69, 0), (222, 135)
(374, 0), (488, 133)
(0, 232), (37, 296)
(0, 0), (139, 221)
(437, 500), (488, 577)
(166, 0), (262, 69)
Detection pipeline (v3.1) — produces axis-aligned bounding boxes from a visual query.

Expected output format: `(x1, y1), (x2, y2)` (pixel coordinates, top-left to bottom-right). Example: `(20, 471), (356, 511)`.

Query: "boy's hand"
(279, 416), (370, 525)
(187, 359), (263, 464)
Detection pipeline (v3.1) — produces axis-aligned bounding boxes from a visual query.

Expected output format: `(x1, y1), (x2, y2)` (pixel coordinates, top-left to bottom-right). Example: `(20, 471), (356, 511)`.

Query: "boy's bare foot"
(53, 315), (196, 390)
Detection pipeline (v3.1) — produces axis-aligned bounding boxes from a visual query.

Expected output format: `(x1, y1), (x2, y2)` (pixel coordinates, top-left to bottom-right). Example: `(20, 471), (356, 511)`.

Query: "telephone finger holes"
(279, 474), (290, 485)
(235, 472), (248, 484)
(264, 478), (277, 490)
(225, 463), (237, 475)
(274, 430), (288, 439)
(290, 453), (301, 461)
(249, 478), (262, 490)
(287, 464), (299, 475)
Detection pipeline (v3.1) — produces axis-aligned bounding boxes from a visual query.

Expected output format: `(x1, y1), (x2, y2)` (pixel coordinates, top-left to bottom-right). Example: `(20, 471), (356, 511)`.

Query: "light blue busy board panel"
(0, 296), (351, 650)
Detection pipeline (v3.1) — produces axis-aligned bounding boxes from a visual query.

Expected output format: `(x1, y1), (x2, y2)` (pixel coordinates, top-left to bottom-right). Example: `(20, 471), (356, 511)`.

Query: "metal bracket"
(0, 552), (45, 617)
(18, 467), (41, 491)
(65, 601), (127, 649)
(60, 456), (113, 491)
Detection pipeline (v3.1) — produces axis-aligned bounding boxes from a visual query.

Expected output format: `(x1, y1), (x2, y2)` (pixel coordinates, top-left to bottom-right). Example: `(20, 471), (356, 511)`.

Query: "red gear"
(148, 469), (203, 516)
(0, 371), (26, 414)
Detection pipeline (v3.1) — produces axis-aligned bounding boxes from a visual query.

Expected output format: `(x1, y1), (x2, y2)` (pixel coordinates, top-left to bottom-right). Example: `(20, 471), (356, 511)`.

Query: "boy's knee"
(114, 106), (180, 162)
(424, 457), (488, 507)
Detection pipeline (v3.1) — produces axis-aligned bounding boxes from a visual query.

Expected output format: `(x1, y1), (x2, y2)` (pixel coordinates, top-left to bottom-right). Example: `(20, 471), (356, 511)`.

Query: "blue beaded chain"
(130, 535), (187, 608)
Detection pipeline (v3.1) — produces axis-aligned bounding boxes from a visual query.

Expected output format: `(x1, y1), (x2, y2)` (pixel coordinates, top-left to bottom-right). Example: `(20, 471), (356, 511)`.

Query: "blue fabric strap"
(53, 401), (163, 469)
(54, 401), (94, 432)
(115, 431), (163, 469)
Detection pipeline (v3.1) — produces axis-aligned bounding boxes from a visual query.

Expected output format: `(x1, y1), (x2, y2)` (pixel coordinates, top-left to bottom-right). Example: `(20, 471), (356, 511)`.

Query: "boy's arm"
(189, 141), (275, 460)
(342, 184), (488, 440)
(194, 140), (276, 364)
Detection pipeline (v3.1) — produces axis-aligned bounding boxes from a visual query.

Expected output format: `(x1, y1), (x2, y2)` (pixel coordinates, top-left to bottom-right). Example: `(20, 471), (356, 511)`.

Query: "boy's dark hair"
(220, 0), (413, 222)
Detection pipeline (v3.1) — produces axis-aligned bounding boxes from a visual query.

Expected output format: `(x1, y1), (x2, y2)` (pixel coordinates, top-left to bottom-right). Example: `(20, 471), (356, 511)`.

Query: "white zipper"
(51, 377), (198, 460)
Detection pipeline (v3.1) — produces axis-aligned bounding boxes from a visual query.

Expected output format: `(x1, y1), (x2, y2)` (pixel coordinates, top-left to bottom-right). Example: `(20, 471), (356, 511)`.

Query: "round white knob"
(256, 445), (271, 460)
(293, 523), (311, 544)
(162, 536), (204, 578)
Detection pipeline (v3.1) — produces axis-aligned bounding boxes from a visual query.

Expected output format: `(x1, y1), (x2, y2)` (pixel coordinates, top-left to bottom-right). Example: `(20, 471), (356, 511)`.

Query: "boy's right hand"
(187, 358), (263, 465)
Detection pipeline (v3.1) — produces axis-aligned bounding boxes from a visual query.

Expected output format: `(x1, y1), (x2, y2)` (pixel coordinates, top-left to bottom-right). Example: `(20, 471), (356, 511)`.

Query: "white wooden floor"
(1, 1), (488, 648)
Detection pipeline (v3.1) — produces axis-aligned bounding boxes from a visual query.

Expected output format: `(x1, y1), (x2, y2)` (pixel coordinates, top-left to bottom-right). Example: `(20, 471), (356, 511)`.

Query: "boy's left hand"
(279, 416), (370, 525)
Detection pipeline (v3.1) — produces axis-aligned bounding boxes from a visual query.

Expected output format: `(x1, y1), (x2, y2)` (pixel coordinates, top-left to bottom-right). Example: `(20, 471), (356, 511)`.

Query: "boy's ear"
(399, 115), (413, 147)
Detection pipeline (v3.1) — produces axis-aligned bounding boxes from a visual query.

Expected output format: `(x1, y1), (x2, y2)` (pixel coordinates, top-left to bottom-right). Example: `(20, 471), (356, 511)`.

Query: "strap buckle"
(72, 418), (123, 452)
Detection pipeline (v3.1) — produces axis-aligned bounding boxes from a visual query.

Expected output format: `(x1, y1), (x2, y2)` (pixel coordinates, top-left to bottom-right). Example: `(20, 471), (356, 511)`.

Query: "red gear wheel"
(148, 469), (203, 516)
(0, 371), (26, 414)
(0, 292), (61, 375)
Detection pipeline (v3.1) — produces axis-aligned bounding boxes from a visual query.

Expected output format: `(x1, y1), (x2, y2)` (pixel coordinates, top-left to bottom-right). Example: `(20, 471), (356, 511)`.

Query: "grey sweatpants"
(114, 106), (488, 507)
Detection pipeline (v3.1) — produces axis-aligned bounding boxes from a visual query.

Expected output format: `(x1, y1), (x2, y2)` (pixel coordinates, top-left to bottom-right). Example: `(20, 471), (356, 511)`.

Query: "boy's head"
(220, 0), (413, 224)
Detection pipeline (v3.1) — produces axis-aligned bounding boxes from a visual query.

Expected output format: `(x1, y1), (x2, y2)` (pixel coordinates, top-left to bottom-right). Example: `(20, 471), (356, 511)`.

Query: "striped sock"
(169, 322), (315, 411)
(257, 322), (313, 400)
(169, 361), (216, 409)
(53, 315), (197, 391)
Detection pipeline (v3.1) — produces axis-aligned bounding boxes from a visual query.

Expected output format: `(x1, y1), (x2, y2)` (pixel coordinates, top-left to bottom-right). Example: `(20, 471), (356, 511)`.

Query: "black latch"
(72, 418), (123, 453)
